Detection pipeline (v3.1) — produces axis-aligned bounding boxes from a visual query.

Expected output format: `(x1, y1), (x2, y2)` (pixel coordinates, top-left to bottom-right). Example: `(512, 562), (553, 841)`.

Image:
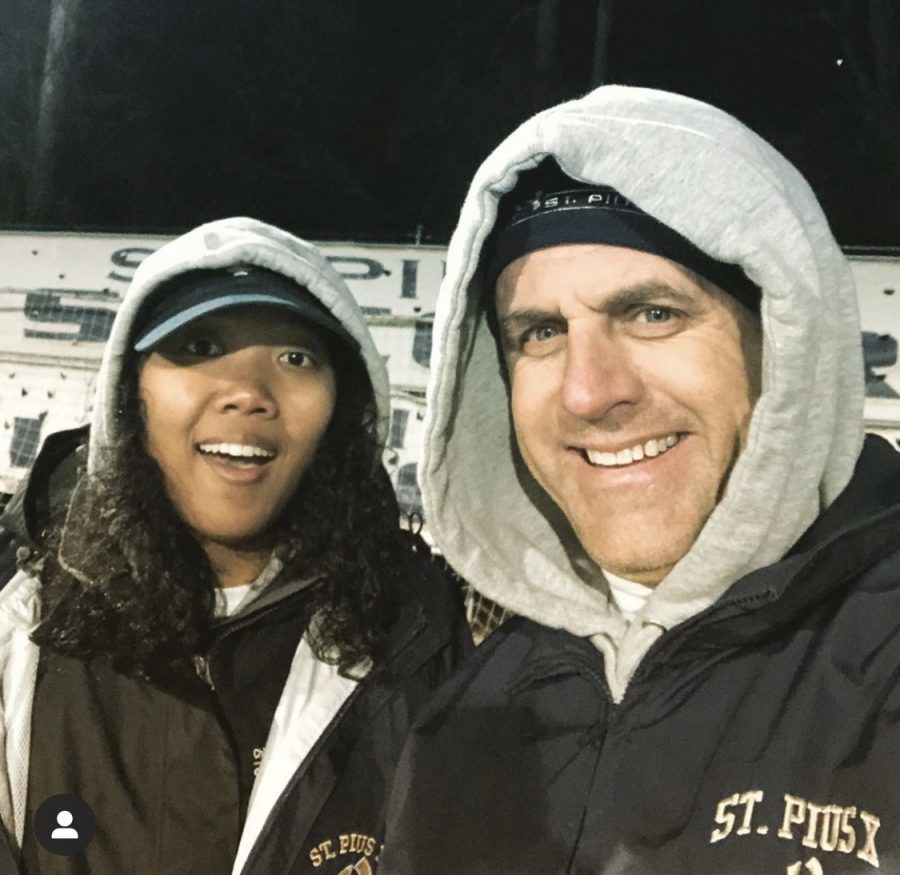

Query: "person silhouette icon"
(33, 793), (95, 855)
(50, 810), (78, 840)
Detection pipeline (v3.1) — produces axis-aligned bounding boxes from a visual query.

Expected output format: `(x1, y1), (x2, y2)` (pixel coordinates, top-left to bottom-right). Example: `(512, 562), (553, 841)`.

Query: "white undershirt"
(213, 555), (285, 618)
(215, 583), (254, 618)
(604, 569), (654, 621)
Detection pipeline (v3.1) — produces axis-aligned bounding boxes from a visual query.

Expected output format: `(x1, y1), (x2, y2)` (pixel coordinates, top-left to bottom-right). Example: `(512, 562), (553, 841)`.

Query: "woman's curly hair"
(30, 336), (417, 689)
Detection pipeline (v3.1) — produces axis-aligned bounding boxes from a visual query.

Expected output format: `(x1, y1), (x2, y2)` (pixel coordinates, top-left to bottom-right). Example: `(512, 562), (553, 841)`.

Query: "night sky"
(0, 0), (897, 246)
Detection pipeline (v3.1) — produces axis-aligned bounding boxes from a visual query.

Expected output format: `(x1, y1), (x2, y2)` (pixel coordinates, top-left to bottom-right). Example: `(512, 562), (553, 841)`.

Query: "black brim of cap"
(132, 270), (359, 352)
(133, 292), (357, 352)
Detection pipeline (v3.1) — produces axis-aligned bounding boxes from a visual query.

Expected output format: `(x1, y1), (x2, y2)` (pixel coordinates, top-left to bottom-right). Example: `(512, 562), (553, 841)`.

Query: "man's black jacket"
(380, 436), (900, 875)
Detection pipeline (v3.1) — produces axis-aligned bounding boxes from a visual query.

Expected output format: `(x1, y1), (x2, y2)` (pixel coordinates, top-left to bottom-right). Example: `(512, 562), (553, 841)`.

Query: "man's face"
(138, 306), (337, 552)
(495, 244), (762, 585)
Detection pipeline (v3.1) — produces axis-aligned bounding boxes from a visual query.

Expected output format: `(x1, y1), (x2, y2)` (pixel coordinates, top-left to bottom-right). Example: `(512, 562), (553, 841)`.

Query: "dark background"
(0, 0), (897, 246)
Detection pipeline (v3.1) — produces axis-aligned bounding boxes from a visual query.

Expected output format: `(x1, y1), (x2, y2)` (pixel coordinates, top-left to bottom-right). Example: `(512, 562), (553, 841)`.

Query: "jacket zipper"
(193, 654), (215, 689)
(194, 597), (308, 690)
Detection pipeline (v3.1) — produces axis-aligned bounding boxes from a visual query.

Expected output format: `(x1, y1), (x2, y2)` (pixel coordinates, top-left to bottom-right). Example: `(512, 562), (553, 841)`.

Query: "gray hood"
(420, 86), (864, 699)
(89, 217), (390, 473)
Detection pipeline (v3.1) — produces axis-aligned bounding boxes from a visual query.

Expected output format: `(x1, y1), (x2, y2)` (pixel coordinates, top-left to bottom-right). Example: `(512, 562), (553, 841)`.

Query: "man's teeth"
(584, 434), (680, 468)
(198, 442), (275, 460)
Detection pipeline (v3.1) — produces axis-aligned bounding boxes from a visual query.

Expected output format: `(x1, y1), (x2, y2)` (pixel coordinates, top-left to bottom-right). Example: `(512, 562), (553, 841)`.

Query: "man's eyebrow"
(599, 282), (699, 313)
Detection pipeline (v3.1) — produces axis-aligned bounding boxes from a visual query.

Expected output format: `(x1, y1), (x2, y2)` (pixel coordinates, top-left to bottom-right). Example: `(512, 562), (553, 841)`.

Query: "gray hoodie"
(420, 85), (864, 700)
(90, 216), (390, 472)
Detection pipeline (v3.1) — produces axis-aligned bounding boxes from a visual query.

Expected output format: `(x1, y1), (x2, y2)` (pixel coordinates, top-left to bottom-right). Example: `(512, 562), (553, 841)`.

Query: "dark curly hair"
(30, 337), (416, 688)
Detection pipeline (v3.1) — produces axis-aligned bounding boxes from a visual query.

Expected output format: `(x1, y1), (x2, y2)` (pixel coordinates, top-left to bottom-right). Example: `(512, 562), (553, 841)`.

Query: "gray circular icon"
(33, 794), (95, 856)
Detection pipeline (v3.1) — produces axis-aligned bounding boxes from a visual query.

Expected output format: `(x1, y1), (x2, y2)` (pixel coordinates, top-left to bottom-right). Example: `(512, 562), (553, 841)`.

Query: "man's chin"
(579, 535), (694, 587)
(599, 560), (672, 587)
(570, 505), (709, 586)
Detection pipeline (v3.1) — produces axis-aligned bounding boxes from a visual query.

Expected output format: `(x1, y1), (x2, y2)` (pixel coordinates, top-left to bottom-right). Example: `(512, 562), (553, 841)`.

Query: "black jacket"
(380, 436), (900, 875)
(0, 428), (473, 875)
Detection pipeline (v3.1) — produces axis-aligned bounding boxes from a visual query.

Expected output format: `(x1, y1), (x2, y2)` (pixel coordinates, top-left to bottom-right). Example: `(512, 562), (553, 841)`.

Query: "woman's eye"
(182, 338), (221, 356)
(279, 350), (313, 368)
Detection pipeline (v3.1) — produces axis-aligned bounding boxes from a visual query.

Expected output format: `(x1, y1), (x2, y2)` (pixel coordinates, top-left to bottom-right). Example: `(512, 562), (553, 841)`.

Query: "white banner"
(0, 231), (444, 366)
(0, 231), (445, 499)
(0, 231), (898, 498)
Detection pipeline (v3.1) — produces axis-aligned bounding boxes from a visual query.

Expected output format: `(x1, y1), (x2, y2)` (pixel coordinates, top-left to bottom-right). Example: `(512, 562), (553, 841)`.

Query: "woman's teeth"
(198, 442), (275, 461)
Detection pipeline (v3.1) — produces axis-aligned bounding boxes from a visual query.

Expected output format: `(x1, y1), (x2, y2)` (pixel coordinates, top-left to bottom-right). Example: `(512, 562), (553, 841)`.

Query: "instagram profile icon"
(33, 794), (96, 856)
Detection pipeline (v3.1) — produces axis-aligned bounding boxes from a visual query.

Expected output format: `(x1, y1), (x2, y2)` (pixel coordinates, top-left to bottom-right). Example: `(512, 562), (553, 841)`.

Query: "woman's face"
(138, 306), (337, 550)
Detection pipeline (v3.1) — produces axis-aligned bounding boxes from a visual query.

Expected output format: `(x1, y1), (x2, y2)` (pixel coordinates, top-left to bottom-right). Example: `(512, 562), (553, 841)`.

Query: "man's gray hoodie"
(378, 87), (900, 875)
(420, 84), (864, 699)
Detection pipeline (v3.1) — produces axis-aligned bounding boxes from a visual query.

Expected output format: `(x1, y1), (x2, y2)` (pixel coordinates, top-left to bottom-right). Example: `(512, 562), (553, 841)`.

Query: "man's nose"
(560, 328), (644, 420)
(214, 358), (278, 418)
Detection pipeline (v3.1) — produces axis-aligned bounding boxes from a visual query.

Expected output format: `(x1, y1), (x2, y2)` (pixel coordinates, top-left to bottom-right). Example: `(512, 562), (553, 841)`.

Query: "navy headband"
(486, 161), (760, 312)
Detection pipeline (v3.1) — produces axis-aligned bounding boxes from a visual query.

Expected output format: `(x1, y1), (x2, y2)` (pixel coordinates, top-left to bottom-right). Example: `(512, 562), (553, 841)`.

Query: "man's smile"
(577, 432), (683, 468)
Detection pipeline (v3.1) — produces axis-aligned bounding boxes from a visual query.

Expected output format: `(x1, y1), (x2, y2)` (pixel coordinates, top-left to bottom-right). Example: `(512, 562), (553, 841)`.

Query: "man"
(379, 86), (900, 873)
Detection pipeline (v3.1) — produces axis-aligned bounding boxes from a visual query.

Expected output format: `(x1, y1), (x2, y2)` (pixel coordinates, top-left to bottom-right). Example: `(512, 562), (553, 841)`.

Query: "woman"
(0, 218), (470, 875)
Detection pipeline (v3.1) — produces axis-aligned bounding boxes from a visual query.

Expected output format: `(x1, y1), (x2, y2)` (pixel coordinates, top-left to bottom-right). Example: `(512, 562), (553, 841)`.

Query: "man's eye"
(640, 307), (673, 323)
(508, 322), (567, 358)
(523, 324), (562, 344)
(182, 338), (221, 357)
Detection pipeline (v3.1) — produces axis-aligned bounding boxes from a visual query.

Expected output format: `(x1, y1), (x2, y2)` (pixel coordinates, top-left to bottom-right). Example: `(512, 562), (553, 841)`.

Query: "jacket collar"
(0, 426), (88, 549)
(683, 435), (900, 645)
